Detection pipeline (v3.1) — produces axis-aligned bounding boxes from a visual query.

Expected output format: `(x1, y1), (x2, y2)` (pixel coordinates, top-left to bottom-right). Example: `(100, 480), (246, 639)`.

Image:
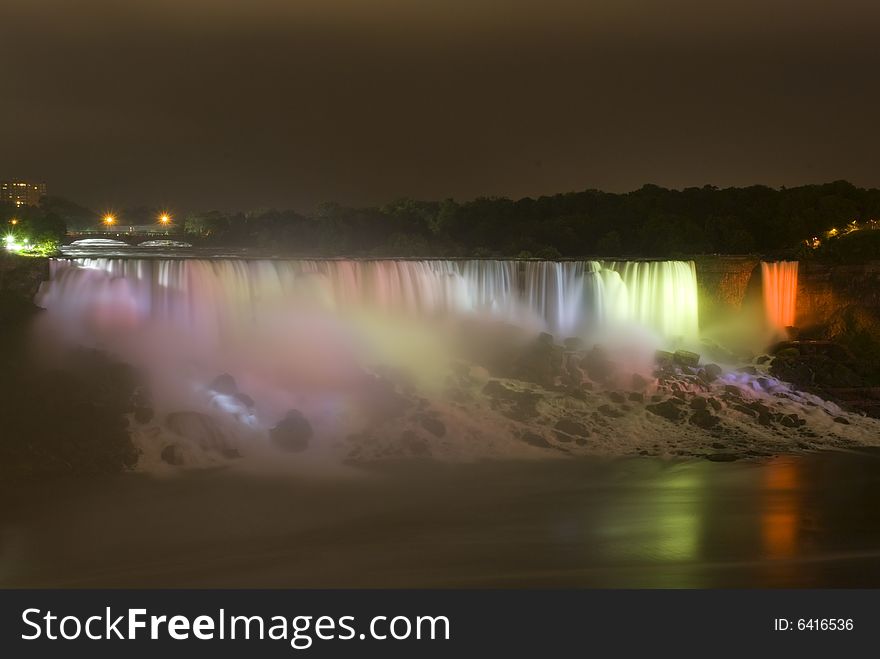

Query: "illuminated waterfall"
(38, 258), (700, 342)
(761, 261), (798, 330)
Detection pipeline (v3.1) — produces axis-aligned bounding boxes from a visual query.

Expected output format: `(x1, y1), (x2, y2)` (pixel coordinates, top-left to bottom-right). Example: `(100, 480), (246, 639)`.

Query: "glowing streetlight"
(158, 212), (172, 225)
(9, 218), (18, 226)
(103, 214), (116, 226)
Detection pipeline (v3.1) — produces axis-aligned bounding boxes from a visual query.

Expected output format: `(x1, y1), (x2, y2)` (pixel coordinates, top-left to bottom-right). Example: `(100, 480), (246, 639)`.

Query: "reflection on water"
(3, 451), (880, 588)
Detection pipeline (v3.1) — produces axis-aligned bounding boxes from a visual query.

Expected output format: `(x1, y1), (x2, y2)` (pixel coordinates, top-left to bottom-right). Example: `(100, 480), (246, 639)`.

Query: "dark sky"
(2, 0), (879, 212)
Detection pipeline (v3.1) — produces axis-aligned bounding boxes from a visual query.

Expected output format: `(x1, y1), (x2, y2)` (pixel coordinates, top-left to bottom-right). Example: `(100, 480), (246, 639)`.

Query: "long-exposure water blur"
(2, 240), (880, 588)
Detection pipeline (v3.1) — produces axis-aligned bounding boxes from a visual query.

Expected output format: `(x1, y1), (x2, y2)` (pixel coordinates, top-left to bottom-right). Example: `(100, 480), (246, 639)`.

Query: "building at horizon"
(0, 180), (47, 208)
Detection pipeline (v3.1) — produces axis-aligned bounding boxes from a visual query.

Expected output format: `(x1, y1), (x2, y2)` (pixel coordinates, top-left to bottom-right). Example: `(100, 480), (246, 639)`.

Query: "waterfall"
(761, 261), (798, 330)
(38, 258), (700, 342)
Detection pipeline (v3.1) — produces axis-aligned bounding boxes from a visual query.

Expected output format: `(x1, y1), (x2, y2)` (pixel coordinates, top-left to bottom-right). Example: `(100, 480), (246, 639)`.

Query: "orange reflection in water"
(761, 459), (799, 559)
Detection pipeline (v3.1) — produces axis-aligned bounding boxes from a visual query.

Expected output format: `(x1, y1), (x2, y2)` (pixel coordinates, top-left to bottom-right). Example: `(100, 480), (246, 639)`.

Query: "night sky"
(2, 0), (879, 211)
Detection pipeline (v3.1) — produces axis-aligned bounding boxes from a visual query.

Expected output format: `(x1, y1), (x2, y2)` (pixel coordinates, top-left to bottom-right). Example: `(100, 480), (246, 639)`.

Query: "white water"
(39, 258), (700, 342)
(30, 256), (880, 466)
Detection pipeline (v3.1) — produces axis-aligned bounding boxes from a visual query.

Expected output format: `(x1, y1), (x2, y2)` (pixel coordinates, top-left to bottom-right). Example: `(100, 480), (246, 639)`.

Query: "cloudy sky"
(1, 0), (878, 211)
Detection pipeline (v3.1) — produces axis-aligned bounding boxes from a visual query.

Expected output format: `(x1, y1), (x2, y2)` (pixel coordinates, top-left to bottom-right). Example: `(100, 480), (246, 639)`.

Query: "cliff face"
(797, 262), (880, 327)
(0, 254), (49, 303)
(694, 256), (880, 329)
(693, 257), (760, 325)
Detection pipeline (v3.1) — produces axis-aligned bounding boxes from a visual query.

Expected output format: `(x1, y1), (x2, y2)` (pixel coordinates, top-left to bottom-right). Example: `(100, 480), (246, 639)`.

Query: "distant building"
(0, 180), (47, 208)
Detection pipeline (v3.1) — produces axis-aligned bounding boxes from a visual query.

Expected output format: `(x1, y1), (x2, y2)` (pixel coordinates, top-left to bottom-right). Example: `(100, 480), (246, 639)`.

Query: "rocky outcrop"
(165, 411), (240, 458)
(270, 409), (313, 452)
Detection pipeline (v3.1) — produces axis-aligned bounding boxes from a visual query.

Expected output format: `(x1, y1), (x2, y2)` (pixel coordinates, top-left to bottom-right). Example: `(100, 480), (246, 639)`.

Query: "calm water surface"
(3, 451), (880, 588)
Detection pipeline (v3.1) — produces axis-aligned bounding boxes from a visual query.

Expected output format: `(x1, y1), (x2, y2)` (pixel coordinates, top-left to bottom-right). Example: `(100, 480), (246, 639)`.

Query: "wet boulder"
(515, 335), (564, 385)
(646, 400), (687, 422)
(519, 431), (554, 449)
(160, 443), (185, 466)
(689, 409), (720, 429)
(563, 337), (585, 351)
(581, 346), (614, 383)
(780, 413), (806, 428)
(209, 373), (239, 395)
(270, 409), (314, 452)
(654, 350), (675, 366)
(554, 418), (590, 441)
(133, 406), (154, 424)
(418, 414), (446, 437)
(165, 411), (239, 458)
(673, 350), (701, 368)
(698, 363), (723, 383)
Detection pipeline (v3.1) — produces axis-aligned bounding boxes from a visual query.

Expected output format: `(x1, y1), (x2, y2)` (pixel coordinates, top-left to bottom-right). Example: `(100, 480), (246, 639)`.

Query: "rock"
(468, 365), (491, 385)
(756, 355), (771, 365)
(655, 350), (675, 366)
(449, 360), (470, 377)
(780, 413), (806, 428)
(598, 404), (623, 418)
(519, 431), (554, 449)
(270, 409), (313, 452)
(706, 453), (739, 462)
(699, 363), (723, 383)
(581, 346), (614, 384)
(209, 373), (238, 395)
(646, 400), (687, 422)
(554, 418), (590, 440)
(745, 400), (772, 416)
(563, 337), (584, 351)
(689, 397), (708, 410)
(631, 373), (651, 390)
(689, 409), (720, 429)
(833, 416), (850, 425)
(133, 406), (154, 424)
(516, 336), (564, 385)
(483, 380), (516, 399)
(673, 350), (700, 368)
(608, 391), (626, 403)
(233, 392), (255, 409)
(628, 391), (645, 403)
(737, 365), (758, 376)
(730, 403), (758, 419)
(160, 443), (185, 466)
(400, 431), (430, 457)
(165, 411), (239, 457)
(707, 397), (722, 411)
(419, 415), (446, 437)
(776, 347), (800, 359)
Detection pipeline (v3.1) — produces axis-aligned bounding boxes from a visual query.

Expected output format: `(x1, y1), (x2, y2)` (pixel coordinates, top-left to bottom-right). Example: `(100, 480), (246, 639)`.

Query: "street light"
(103, 214), (116, 226)
(158, 212), (172, 225)
(9, 218), (18, 226)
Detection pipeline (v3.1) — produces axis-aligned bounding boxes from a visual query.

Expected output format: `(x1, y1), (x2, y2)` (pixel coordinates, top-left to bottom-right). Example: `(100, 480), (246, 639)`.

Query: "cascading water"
(761, 261), (798, 330)
(38, 258), (700, 342)
(30, 255), (880, 465)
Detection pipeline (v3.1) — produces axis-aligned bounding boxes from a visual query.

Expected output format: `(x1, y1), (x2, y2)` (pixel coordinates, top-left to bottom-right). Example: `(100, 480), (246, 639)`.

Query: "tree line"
(15, 180), (880, 258)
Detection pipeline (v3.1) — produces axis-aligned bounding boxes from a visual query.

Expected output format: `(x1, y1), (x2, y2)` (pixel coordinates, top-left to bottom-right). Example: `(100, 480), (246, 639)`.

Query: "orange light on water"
(761, 459), (800, 559)
(761, 261), (798, 329)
